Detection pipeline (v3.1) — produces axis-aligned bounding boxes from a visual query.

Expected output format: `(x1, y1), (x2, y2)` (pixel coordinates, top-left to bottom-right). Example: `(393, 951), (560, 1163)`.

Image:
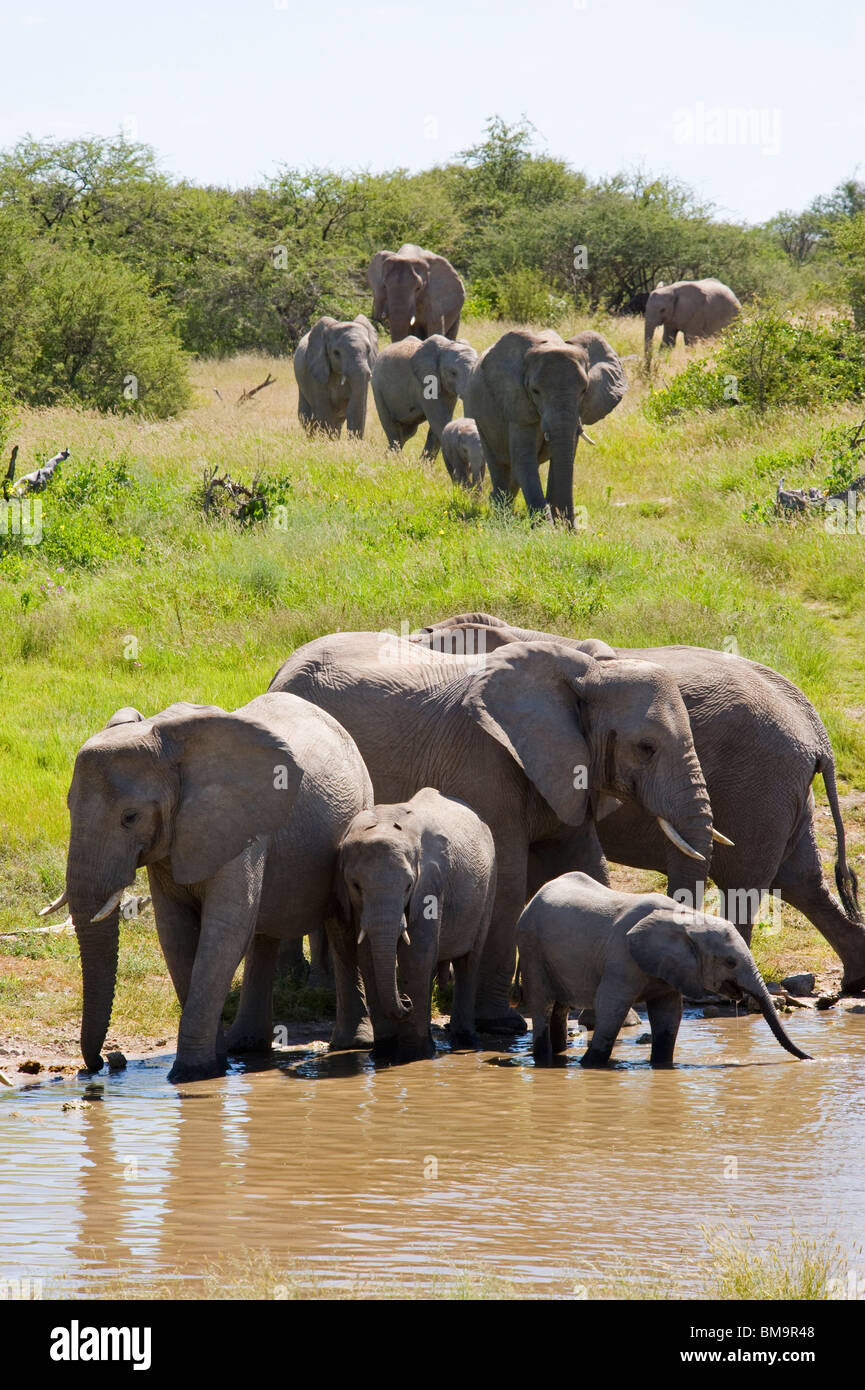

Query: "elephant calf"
(440, 418), (486, 491)
(294, 314), (378, 438)
(643, 278), (740, 358)
(371, 335), (476, 460)
(337, 788), (497, 1061)
(517, 873), (810, 1068)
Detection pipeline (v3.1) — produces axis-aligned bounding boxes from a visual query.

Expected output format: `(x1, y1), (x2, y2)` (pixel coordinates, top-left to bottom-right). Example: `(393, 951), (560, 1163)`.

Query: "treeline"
(0, 117), (863, 418)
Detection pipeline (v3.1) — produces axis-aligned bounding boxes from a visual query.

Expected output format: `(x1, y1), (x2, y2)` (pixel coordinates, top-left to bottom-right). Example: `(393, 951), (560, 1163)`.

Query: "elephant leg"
(531, 1002), (555, 1065)
(580, 980), (632, 1067)
(513, 455), (547, 517)
(325, 914), (375, 1051)
(661, 327), (677, 349)
(773, 821), (865, 992)
(420, 424), (441, 461)
(476, 853), (529, 1034)
(297, 392), (315, 432)
(148, 868), (200, 1011)
(646, 991), (682, 1068)
(307, 926), (334, 989)
(169, 846), (266, 1084)
(449, 951), (481, 1050)
(395, 945), (437, 1063)
(373, 396), (406, 452)
(275, 935), (308, 986)
(226, 933), (280, 1054)
(549, 1000), (570, 1054)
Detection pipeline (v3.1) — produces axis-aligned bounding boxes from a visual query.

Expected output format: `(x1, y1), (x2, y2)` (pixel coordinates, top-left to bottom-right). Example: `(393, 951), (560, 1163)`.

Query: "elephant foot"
(370, 1034), (399, 1063)
(841, 970), (865, 995)
(168, 1056), (227, 1084)
(579, 1046), (612, 1069)
(395, 1034), (436, 1064)
(476, 1010), (528, 1036)
(329, 1021), (375, 1052)
(448, 1029), (481, 1052)
(226, 1028), (273, 1055)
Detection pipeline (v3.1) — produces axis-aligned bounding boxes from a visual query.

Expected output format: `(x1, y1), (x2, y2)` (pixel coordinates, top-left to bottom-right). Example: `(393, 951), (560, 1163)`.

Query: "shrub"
(469, 266), (567, 323)
(835, 212), (865, 330)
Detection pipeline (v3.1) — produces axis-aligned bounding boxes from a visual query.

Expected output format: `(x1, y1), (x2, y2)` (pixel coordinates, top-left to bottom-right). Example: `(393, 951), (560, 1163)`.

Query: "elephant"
(370, 335), (477, 460)
(368, 244), (465, 342)
(440, 418), (486, 491)
(294, 315), (378, 438)
(643, 278), (740, 358)
(463, 329), (626, 524)
(60, 693), (374, 1083)
(414, 613), (865, 993)
(517, 872), (810, 1067)
(269, 630), (717, 1033)
(336, 788), (496, 1061)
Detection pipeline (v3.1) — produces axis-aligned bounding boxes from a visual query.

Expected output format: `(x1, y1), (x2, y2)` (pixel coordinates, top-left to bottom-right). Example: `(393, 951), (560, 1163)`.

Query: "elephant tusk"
(401, 929), (411, 945)
(340, 374), (347, 386)
(656, 817), (705, 862)
(38, 889), (68, 918)
(357, 928), (366, 946)
(410, 316), (416, 327)
(91, 888), (125, 923)
(712, 830), (735, 847)
(543, 430), (551, 442)
(578, 429), (596, 445)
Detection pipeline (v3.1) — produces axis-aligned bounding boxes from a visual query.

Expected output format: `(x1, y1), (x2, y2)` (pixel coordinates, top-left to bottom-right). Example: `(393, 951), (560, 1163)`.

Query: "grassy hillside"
(2, 313), (864, 1051)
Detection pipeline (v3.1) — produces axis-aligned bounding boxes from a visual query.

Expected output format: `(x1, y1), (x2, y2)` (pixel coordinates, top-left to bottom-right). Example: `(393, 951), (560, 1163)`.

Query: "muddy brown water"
(2, 1008), (865, 1297)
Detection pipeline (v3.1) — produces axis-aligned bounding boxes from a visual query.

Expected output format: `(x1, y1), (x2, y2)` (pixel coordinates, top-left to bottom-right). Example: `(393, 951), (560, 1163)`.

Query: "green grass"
(2, 316), (865, 1045)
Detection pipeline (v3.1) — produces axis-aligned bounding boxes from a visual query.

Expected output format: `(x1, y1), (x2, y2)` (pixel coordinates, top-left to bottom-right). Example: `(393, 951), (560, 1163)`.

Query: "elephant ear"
(409, 857), (444, 936)
(368, 252), (393, 318)
(354, 314), (379, 363)
(410, 335), (442, 387)
(305, 318), (335, 386)
(105, 707), (144, 728)
(626, 908), (705, 999)
(478, 331), (541, 425)
(422, 253), (464, 331)
(463, 641), (597, 826)
(566, 331), (628, 426)
(154, 709), (305, 886)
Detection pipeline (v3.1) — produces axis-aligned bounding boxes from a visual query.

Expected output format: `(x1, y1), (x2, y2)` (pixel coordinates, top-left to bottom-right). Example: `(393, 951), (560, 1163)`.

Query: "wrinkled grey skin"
(518, 872), (810, 1066)
(270, 631), (714, 1032)
(294, 315), (378, 438)
(368, 243), (465, 342)
(644, 278), (741, 358)
(65, 693), (373, 1083)
(337, 788), (496, 1062)
(417, 613), (865, 993)
(463, 329), (624, 525)
(440, 418), (486, 490)
(371, 335), (477, 459)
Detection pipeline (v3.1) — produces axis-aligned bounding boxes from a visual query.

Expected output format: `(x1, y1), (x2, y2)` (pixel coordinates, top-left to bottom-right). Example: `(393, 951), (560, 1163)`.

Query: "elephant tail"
(510, 954), (523, 1006)
(818, 751), (862, 922)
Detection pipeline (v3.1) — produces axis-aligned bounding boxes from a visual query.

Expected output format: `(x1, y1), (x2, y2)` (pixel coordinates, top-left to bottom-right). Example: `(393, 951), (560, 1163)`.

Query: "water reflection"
(1, 1010), (863, 1295)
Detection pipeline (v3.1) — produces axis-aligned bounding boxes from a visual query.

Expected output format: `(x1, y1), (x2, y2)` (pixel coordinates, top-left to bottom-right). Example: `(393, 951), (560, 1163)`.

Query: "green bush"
(469, 266), (567, 323)
(646, 304), (865, 419)
(835, 212), (865, 330)
(0, 375), (17, 457)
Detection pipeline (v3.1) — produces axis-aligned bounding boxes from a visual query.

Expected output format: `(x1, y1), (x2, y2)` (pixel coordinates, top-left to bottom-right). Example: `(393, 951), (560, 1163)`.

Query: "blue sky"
(0, 0), (862, 223)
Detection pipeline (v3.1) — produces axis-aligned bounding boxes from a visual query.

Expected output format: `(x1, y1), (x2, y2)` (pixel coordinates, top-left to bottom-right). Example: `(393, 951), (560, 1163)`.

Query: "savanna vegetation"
(2, 119), (865, 1057)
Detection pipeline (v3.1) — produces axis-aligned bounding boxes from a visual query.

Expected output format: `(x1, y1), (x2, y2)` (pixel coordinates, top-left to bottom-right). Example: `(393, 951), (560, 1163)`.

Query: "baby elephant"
(337, 788), (496, 1062)
(517, 873), (810, 1068)
(371, 335), (477, 460)
(440, 418), (486, 491)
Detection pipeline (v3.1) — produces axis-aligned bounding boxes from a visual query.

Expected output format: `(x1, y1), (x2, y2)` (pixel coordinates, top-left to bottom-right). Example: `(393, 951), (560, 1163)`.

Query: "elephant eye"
(121, 809), (140, 828)
(637, 742), (656, 759)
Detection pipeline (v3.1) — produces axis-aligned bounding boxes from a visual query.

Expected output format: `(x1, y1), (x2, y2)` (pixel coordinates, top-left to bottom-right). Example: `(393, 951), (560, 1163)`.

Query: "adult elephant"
(55, 694), (374, 1082)
(368, 244), (465, 342)
(269, 631), (716, 1032)
(417, 614), (865, 993)
(371, 335), (477, 459)
(644, 278), (740, 358)
(294, 315), (378, 438)
(463, 329), (625, 524)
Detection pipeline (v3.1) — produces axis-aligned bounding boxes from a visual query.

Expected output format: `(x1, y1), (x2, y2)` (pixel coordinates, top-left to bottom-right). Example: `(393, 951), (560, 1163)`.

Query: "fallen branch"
(2, 445), (18, 501)
(237, 373), (276, 404)
(200, 465), (268, 523)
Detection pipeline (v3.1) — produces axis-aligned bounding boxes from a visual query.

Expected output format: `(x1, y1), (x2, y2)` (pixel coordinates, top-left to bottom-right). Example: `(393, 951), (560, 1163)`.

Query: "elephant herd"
(54, 608), (864, 1082)
(293, 244), (740, 525)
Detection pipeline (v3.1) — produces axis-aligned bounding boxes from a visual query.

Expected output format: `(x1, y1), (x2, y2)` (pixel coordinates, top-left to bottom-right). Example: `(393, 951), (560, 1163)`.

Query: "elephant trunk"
(744, 971), (811, 1060)
(365, 914), (412, 1022)
(644, 311), (659, 359)
(345, 375), (369, 437)
(67, 848), (131, 1071)
(387, 305), (415, 343)
(544, 410), (580, 523)
(654, 750), (714, 868)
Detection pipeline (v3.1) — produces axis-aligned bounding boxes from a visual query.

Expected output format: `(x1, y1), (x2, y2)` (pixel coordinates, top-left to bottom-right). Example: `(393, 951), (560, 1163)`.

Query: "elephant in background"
(270, 630), (716, 1031)
(518, 873), (810, 1066)
(440, 418), (486, 490)
(337, 788), (496, 1061)
(415, 613), (865, 993)
(371, 335), (477, 459)
(61, 693), (373, 1083)
(644, 278), (740, 358)
(463, 329), (625, 524)
(368, 244), (465, 341)
(294, 315), (378, 438)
